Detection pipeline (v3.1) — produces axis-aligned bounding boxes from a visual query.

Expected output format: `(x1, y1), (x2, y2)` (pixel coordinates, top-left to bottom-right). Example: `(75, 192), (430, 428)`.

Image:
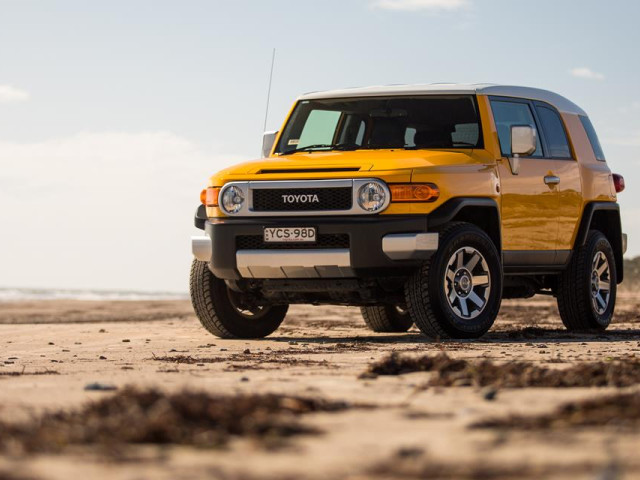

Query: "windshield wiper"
(280, 143), (360, 155)
(404, 141), (477, 149)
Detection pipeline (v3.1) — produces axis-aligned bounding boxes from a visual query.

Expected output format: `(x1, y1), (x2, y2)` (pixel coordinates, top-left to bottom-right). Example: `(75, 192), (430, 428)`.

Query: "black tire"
(189, 259), (288, 338)
(360, 305), (413, 333)
(557, 230), (616, 331)
(405, 222), (503, 339)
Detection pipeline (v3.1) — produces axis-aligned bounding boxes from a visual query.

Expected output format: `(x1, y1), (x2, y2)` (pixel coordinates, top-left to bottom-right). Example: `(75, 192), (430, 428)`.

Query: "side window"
(490, 100), (543, 157)
(580, 116), (606, 161)
(297, 110), (341, 148)
(536, 106), (572, 159)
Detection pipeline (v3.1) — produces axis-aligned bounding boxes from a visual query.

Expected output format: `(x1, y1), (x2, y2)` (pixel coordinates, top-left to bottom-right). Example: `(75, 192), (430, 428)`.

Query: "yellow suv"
(190, 84), (627, 339)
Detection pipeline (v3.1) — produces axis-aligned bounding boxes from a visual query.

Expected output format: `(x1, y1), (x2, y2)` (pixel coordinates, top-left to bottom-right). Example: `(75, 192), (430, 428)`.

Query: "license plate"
(263, 227), (316, 243)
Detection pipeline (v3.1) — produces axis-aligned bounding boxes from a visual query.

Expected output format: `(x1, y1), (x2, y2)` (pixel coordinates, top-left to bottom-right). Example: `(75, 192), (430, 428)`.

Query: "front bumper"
(192, 216), (437, 280)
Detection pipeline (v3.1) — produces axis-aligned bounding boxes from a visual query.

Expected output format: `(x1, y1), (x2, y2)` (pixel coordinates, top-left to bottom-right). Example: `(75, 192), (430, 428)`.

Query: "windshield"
(275, 95), (482, 154)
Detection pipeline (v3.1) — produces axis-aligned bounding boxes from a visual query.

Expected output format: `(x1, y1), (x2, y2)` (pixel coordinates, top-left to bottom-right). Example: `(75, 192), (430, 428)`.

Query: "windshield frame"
(274, 94), (484, 155)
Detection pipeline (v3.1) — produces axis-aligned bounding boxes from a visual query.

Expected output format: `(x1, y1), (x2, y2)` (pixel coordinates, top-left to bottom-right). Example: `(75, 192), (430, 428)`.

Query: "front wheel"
(189, 259), (288, 338)
(557, 230), (616, 331)
(405, 222), (502, 339)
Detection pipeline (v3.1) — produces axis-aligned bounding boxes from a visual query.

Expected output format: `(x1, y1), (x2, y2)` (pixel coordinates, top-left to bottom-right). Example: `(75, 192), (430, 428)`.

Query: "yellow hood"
(210, 149), (488, 185)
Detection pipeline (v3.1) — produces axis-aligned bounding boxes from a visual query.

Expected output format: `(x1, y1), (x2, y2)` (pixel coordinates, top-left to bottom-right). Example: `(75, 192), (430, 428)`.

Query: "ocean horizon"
(0, 287), (189, 302)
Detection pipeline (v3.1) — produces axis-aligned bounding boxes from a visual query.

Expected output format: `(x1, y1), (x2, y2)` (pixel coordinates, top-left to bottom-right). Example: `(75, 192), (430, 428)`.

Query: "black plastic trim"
(428, 198), (499, 228)
(259, 167), (360, 174)
(555, 249), (572, 265)
(503, 265), (566, 275)
(574, 202), (624, 283)
(504, 250), (556, 265)
(194, 204), (207, 230)
(503, 250), (572, 273)
(575, 202), (619, 246)
(428, 197), (502, 252)
(205, 215), (429, 280)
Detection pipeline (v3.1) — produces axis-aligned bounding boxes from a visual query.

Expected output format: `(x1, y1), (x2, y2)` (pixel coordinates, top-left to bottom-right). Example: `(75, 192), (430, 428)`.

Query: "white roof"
(298, 83), (587, 116)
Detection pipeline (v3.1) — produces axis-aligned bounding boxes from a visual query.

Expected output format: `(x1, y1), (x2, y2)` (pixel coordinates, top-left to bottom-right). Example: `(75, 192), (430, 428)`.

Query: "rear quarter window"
(536, 106), (572, 159)
(580, 116), (606, 161)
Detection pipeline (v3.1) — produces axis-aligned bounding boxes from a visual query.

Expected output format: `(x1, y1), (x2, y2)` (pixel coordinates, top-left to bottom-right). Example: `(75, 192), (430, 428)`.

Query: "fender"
(428, 197), (502, 252)
(428, 198), (500, 227)
(574, 202), (624, 283)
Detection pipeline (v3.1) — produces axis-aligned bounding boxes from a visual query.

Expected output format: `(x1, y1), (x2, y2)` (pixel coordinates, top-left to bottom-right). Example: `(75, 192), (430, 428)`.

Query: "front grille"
(237, 234), (350, 250)
(252, 188), (352, 212)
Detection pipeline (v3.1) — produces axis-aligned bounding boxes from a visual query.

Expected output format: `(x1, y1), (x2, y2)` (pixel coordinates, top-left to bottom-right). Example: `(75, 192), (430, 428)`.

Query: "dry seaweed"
(152, 353), (330, 370)
(361, 352), (467, 378)
(0, 369), (59, 377)
(151, 354), (225, 364)
(0, 387), (350, 454)
(0, 472), (36, 480)
(368, 447), (616, 479)
(472, 392), (640, 430)
(362, 352), (640, 388)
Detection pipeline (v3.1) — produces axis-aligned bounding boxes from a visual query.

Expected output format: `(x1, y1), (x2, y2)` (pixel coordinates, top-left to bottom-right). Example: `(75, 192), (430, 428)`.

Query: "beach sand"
(0, 295), (639, 479)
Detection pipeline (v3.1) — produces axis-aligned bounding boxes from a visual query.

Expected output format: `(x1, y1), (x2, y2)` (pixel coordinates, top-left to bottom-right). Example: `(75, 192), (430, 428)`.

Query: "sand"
(0, 295), (639, 480)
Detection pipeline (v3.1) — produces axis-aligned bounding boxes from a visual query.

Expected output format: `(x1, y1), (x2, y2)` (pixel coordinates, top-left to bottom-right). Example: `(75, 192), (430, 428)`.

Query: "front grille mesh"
(252, 188), (352, 212)
(237, 234), (350, 250)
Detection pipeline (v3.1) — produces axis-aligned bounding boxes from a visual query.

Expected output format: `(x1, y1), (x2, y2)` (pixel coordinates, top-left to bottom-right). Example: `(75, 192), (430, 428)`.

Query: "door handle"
(544, 175), (560, 186)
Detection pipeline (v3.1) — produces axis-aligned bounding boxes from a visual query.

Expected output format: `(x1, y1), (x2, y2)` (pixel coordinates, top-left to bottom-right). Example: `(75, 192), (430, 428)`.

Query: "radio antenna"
(263, 48), (276, 132)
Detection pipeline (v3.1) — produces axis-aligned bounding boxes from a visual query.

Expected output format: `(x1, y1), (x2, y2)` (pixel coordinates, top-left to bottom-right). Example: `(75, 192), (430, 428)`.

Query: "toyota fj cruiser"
(190, 84), (627, 339)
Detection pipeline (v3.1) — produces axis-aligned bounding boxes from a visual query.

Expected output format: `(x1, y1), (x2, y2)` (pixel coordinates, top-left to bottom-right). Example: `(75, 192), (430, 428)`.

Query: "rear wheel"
(557, 230), (616, 331)
(189, 259), (288, 338)
(360, 305), (413, 333)
(405, 222), (502, 339)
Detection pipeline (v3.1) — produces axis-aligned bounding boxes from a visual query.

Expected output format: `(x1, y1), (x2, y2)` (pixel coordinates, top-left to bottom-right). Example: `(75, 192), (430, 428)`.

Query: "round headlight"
(357, 182), (386, 212)
(221, 185), (245, 214)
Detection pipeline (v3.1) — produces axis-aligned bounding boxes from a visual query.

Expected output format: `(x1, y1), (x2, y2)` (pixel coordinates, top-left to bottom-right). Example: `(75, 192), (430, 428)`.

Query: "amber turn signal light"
(390, 183), (439, 203)
(201, 187), (220, 206)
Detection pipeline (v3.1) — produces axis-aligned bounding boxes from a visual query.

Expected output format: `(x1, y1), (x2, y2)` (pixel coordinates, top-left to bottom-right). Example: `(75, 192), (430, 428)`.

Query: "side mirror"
(262, 131), (278, 158)
(508, 125), (537, 175)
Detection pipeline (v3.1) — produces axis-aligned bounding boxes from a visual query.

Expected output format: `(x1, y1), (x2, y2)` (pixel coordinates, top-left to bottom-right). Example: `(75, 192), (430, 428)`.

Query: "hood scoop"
(258, 167), (361, 174)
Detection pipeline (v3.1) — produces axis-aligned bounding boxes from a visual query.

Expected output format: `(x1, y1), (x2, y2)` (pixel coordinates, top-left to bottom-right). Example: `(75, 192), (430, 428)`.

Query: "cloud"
(0, 84), (30, 103)
(0, 131), (244, 292)
(569, 67), (605, 81)
(371, 0), (470, 11)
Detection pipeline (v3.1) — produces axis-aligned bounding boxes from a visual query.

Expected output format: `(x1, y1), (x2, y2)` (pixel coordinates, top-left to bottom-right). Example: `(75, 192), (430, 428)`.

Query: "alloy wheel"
(443, 247), (491, 320)
(590, 251), (611, 315)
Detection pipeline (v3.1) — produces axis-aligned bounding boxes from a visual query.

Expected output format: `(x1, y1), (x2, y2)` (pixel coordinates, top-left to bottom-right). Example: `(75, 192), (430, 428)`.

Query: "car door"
(533, 102), (582, 261)
(490, 97), (560, 264)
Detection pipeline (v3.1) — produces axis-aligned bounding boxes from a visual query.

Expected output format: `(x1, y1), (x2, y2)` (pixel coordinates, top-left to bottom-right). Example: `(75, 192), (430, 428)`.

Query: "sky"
(1, 0), (639, 293)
